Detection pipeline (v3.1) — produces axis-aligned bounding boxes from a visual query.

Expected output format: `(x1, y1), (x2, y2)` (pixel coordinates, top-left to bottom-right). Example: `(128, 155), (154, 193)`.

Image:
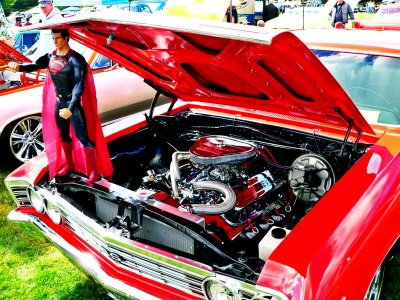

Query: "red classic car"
(5, 12), (400, 300)
(0, 34), (156, 165)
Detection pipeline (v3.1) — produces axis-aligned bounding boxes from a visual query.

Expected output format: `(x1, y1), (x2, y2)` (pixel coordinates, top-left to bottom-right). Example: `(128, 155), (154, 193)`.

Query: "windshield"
(313, 50), (400, 125)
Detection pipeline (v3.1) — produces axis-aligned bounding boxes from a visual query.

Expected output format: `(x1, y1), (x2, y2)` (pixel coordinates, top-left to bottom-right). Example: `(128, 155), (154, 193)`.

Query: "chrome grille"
(64, 215), (109, 254)
(109, 246), (204, 296)
(6, 180), (31, 206)
(63, 214), (206, 297)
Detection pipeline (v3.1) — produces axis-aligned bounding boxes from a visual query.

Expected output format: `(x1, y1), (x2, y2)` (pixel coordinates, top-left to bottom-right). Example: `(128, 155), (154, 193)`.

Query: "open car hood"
(0, 40), (31, 67)
(23, 11), (375, 135)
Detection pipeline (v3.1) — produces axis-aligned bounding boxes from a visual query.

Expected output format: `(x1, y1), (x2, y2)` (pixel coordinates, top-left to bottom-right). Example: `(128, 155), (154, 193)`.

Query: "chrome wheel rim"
(10, 116), (44, 163)
(365, 265), (385, 300)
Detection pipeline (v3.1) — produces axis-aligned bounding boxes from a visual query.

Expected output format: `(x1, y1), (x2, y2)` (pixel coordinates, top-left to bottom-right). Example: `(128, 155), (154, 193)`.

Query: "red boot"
(58, 142), (73, 176)
(84, 147), (100, 182)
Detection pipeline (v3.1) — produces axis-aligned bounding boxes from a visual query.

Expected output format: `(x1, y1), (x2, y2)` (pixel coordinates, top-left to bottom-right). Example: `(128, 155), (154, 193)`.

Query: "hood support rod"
(340, 119), (354, 158)
(148, 90), (160, 120)
(145, 79), (178, 122)
(334, 106), (357, 158)
(353, 129), (361, 151)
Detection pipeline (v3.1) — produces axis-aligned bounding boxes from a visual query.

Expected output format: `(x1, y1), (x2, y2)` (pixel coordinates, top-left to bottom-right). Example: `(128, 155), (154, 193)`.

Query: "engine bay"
(51, 109), (371, 281)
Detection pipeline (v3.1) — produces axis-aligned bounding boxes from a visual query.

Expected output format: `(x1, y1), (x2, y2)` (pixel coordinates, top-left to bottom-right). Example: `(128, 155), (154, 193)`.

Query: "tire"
(364, 264), (385, 300)
(1, 115), (45, 165)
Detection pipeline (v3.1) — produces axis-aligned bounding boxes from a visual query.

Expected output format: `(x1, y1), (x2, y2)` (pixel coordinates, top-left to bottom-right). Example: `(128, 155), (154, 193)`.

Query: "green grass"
(384, 256), (400, 300)
(354, 12), (375, 22)
(0, 167), (110, 300)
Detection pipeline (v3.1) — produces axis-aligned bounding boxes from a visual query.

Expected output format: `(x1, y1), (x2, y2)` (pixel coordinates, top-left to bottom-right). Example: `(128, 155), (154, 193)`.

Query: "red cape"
(42, 66), (113, 180)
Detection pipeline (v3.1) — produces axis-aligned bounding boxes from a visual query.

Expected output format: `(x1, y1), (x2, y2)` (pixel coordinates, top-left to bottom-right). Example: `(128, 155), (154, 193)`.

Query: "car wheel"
(364, 264), (385, 300)
(2, 115), (45, 165)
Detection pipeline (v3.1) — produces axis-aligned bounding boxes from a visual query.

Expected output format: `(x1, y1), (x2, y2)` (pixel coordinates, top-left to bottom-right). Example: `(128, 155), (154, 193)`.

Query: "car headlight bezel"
(28, 187), (45, 213)
(27, 186), (63, 224)
(202, 277), (241, 300)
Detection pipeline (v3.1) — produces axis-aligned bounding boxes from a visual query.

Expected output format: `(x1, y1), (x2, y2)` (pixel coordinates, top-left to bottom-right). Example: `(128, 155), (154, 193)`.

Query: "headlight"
(45, 199), (63, 225)
(202, 278), (240, 300)
(28, 187), (45, 213)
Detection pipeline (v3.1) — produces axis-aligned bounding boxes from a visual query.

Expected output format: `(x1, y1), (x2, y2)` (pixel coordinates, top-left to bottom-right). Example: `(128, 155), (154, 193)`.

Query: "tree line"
(2, 0), (37, 16)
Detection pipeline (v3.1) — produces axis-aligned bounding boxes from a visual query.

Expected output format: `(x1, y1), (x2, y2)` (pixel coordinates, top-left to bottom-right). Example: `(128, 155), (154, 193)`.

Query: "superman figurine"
(8, 29), (113, 182)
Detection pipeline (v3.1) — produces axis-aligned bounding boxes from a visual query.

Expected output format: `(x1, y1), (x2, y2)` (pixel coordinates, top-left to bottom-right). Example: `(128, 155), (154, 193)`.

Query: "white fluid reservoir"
(259, 226), (291, 261)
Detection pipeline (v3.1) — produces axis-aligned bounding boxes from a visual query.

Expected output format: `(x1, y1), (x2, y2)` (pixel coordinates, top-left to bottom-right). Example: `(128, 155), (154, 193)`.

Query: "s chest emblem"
(49, 56), (69, 76)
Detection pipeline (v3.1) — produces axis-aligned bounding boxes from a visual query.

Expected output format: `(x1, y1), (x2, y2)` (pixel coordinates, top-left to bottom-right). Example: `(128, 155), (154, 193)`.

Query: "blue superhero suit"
(19, 50), (113, 181)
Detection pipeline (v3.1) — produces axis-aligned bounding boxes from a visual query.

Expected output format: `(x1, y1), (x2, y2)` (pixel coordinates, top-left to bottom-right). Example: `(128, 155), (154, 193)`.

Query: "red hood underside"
(21, 11), (375, 135)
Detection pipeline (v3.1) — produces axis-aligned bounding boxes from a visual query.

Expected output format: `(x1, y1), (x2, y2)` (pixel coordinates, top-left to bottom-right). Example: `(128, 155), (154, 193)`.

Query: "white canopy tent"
(53, 0), (102, 6)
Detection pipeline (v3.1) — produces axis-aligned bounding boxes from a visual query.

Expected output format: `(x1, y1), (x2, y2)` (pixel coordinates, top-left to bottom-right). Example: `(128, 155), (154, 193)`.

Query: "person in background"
(15, 16), (23, 27)
(329, 0), (355, 28)
(278, 0), (286, 13)
(367, 1), (374, 14)
(24, 14), (33, 26)
(257, 20), (265, 27)
(35, 0), (63, 53)
(263, 1), (279, 22)
(38, 0), (62, 22)
(225, 5), (238, 23)
(8, 29), (113, 182)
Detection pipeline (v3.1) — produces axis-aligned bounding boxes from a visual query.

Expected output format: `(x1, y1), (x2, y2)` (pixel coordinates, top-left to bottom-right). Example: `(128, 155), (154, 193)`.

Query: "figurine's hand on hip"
(59, 108), (72, 120)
